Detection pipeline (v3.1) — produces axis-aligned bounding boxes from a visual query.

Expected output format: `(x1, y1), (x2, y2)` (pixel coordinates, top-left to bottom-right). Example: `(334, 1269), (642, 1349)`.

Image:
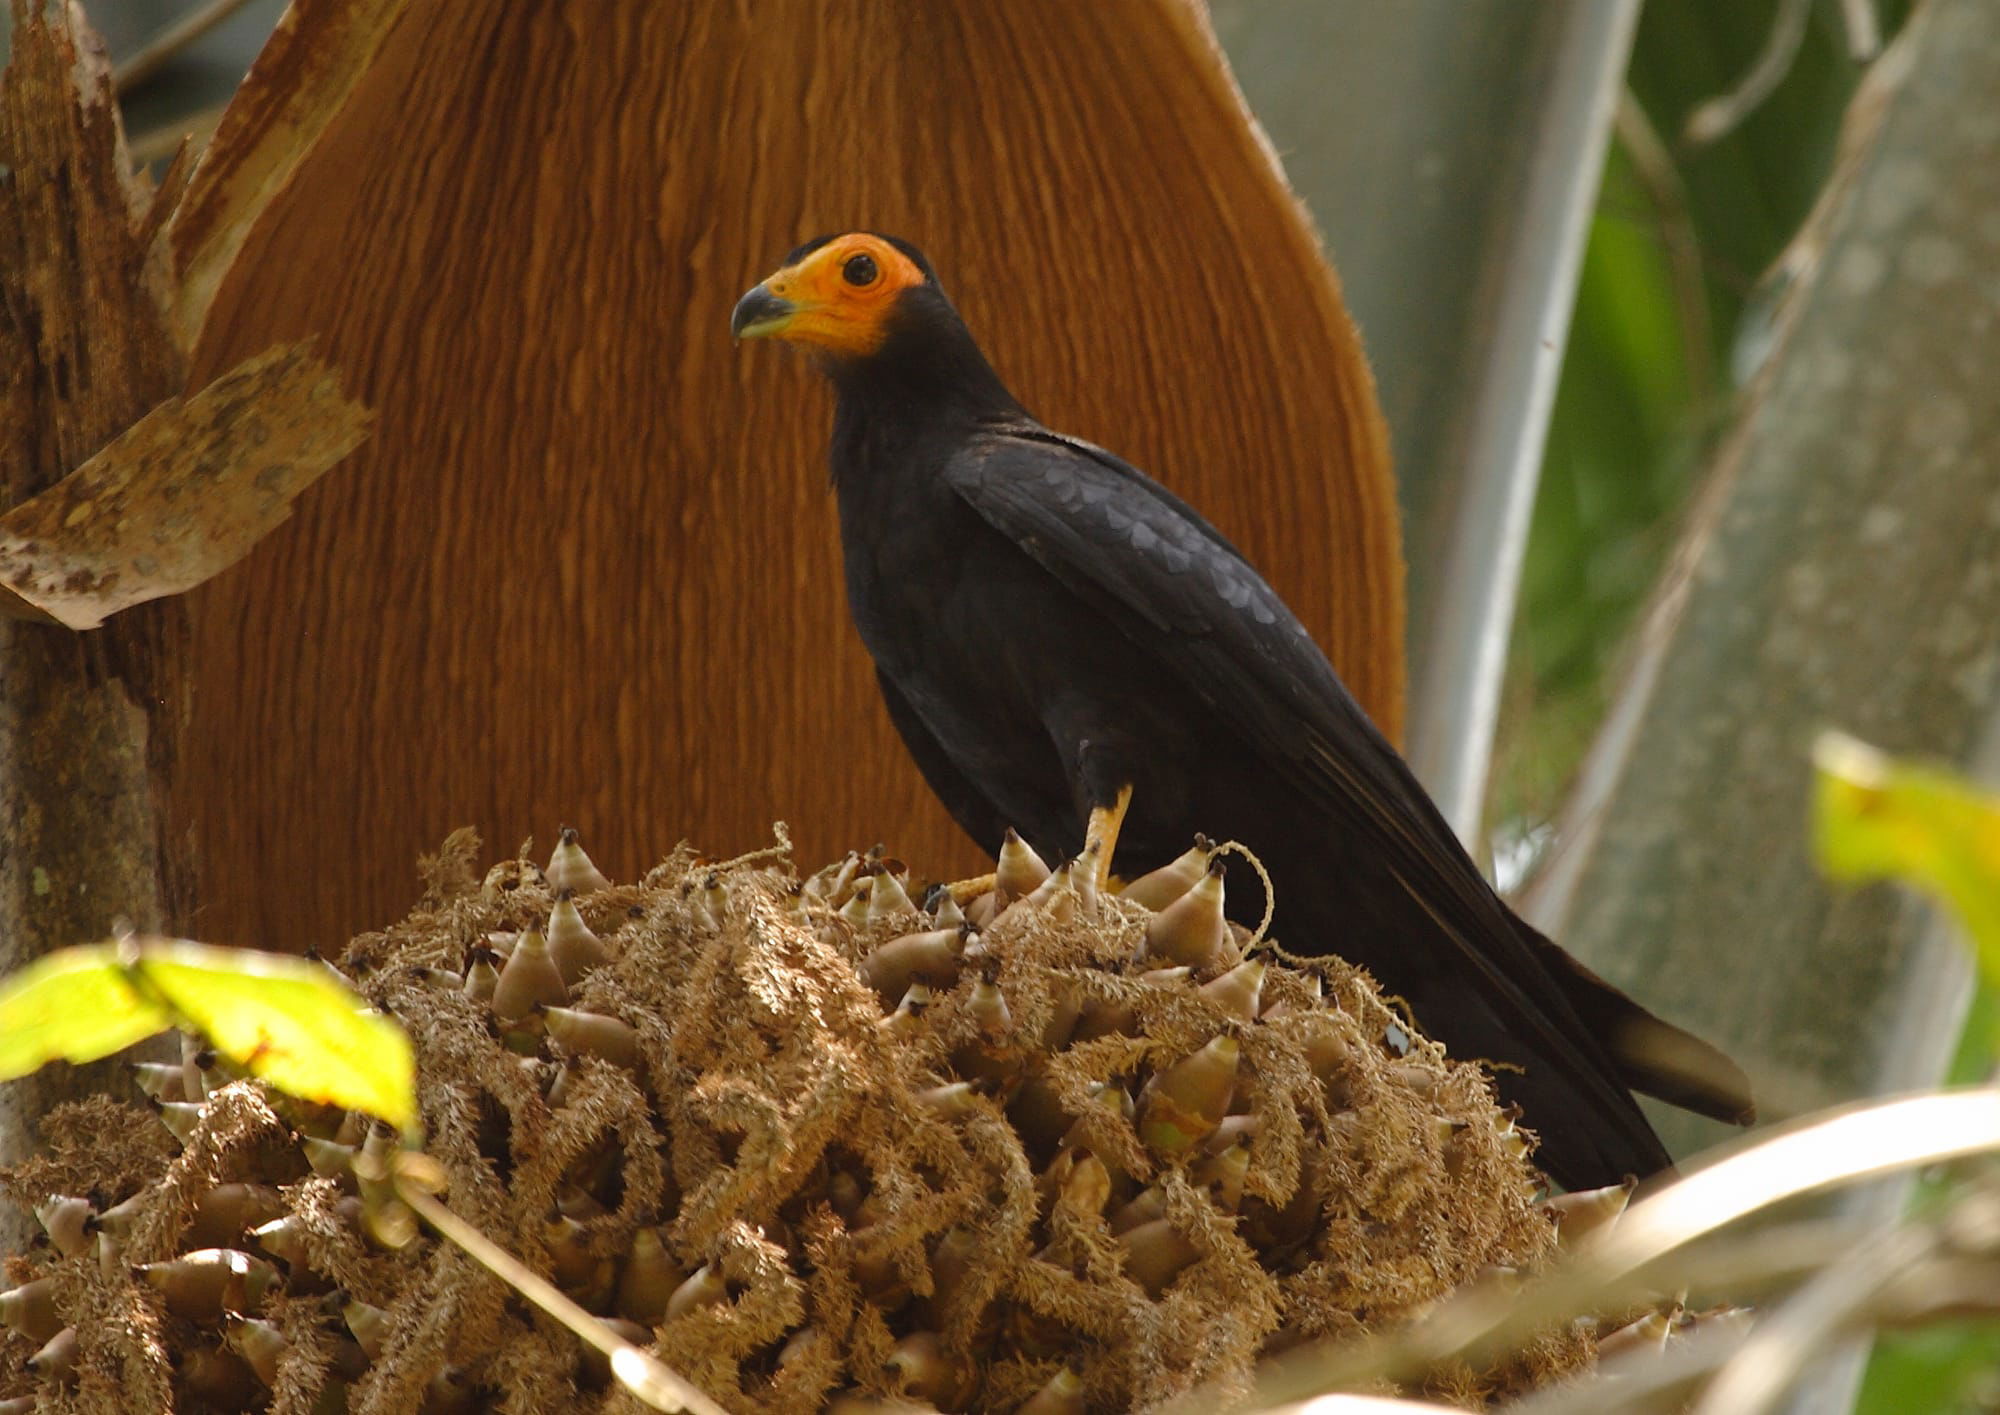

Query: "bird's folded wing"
(946, 427), (1750, 1130)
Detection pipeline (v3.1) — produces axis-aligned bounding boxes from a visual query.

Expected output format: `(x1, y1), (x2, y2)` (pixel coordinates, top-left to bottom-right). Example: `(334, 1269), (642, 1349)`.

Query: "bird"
(730, 232), (1753, 1190)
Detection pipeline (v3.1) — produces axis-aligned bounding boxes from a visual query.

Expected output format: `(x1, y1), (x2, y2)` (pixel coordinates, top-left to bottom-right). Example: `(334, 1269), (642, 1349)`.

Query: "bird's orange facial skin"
(739, 234), (927, 357)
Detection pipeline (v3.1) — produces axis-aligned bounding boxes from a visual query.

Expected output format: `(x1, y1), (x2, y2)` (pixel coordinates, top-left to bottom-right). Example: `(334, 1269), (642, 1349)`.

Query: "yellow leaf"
(1813, 731), (2000, 996)
(130, 939), (418, 1135)
(0, 945), (170, 1076)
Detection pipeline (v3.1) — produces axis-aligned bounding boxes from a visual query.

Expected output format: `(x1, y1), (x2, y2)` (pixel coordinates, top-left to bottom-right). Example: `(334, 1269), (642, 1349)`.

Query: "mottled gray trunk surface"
(1525, 0), (1995, 1158)
(0, 6), (187, 1254)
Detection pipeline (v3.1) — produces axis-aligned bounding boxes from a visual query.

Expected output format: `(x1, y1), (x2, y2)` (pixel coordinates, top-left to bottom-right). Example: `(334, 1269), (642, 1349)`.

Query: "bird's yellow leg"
(944, 872), (998, 904)
(1086, 783), (1134, 894)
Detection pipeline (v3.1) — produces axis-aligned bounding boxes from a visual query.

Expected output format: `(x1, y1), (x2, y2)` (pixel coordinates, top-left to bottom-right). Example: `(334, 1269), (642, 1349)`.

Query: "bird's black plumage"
(735, 234), (1753, 1190)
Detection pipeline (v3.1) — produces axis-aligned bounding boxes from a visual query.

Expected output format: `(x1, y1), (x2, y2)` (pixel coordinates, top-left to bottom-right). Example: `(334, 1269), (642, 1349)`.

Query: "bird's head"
(730, 232), (945, 360)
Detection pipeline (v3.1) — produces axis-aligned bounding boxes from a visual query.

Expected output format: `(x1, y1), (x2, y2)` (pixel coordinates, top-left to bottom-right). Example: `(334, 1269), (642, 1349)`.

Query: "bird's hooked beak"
(730, 283), (799, 341)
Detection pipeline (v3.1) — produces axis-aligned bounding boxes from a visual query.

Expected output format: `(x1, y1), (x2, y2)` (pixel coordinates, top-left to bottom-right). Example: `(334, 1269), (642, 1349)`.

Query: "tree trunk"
(0, 0), (188, 1251)
(1523, 0), (1994, 1160)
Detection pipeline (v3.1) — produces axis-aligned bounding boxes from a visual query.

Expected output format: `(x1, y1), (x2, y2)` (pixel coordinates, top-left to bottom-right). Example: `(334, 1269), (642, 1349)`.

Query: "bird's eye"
(842, 253), (879, 287)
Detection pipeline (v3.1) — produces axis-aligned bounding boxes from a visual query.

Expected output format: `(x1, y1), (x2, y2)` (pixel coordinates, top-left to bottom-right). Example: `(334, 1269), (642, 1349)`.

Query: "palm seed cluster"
(0, 825), (1642, 1413)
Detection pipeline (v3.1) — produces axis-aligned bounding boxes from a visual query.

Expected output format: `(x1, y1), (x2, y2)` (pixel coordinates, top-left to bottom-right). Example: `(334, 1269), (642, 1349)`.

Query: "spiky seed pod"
(410, 964), (464, 989)
(616, 1225), (682, 1326)
(1597, 1310), (1672, 1358)
(485, 930), (519, 959)
(177, 1345), (257, 1406)
(187, 1183), (287, 1249)
(251, 1215), (311, 1269)
(777, 1324), (822, 1370)
(1139, 1035), (1239, 1156)
(93, 1188), (149, 1239)
(461, 947), (501, 1002)
(930, 888), (966, 928)
(541, 1214), (601, 1291)
(859, 926), (967, 1003)
(557, 1184), (608, 1221)
(1008, 861), (1076, 927)
(546, 1057), (580, 1108)
(0, 1278), (61, 1343)
(1200, 959), (1266, 1021)
(926, 1228), (984, 1321)
(994, 828), (1051, 903)
(1017, 1365), (1086, 1415)
(225, 1314), (289, 1386)
(547, 889), (611, 984)
(157, 1099), (207, 1146)
(1144, 858), (1236, 970)
(302, 1136), (356, 1180)
(968, 977), (1014, 1039)
(1117, 1219), (1200, 1298)
(192, 1048), (234, 1098)
(868, 866), (918, 923)
(1057, 1151), (1113, 1220)
(1119, 836), (1213, 911)
(696, 874), (730, 930)
(1547, 1178), (1637, 1248)
(880, 982), (934, 1042)
(541, 1004), (642, 1068)
(1040, 977), (1084, 1051)
(332, 1109), (371, 1146)
(810, 851), (863, 905)
(1058, 1083), (1136, 1156)
(25, 1327), (77, 1382)
(137, 1249), (278, 1324)
(343, 1297), (389, 1360)
(303, 948), (355, 990)
(665, 1263), (728, 1320)
(1194, 1140), (1252, 1211)
(838, 887), (872, 928)
(492, 928), (568, 1023)
(547, 826), (612, 894)
(886, 1331), (974, 1408)
(130, 1060), (189, 1102)
(1107, 1185), (1164, 1237)
(1206, 1112), (1260, 1157)
(916, 1082), (980, 1120)
(0, 1396), (37, 1415)
(34, 1196), (93, 1258)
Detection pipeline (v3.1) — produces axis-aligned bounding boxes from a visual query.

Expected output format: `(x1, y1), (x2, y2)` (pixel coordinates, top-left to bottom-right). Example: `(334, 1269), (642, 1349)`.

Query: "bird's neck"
(826, 327), (1026, 487)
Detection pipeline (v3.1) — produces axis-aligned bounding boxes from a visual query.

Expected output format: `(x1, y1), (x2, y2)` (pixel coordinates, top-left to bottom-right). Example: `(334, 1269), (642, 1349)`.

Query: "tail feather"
(1516, 918), (1756, 1126)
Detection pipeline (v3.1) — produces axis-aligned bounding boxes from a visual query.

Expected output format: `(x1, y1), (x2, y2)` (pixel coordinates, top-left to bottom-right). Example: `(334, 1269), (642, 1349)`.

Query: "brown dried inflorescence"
(0, 827), (1595, 1412)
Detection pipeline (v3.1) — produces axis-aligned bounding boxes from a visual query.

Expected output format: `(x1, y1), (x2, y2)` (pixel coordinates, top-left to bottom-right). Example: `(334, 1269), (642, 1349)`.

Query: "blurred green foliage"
(1498, 0), (1895, 826)
(1503, 4), (1992, 1410)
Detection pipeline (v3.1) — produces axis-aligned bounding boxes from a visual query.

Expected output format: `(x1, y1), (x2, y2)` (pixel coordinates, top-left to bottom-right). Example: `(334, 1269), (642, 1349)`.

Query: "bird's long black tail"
(1509, 913), (1757, 1127)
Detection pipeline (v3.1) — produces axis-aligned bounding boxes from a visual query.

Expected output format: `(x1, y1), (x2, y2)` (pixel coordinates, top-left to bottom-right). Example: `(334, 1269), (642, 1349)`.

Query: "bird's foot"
(1085, 783), (1134, 894)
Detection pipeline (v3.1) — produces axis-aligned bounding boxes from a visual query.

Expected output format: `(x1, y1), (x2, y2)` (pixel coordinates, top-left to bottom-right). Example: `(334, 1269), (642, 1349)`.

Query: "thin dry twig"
(396, 1180), (730, 1415)
(1613, 88), (1715, 406)
(1684, 0), (1812, 146)
(113, 0), (263, 94)
(1839, 0), (1883, 62)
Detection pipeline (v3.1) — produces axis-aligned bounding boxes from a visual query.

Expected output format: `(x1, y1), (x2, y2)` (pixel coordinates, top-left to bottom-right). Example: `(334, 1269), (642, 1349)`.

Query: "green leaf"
(1813, 731), (2000, 997)
(0, 944), (172, 1076)
(129, 940), (418, 1135)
